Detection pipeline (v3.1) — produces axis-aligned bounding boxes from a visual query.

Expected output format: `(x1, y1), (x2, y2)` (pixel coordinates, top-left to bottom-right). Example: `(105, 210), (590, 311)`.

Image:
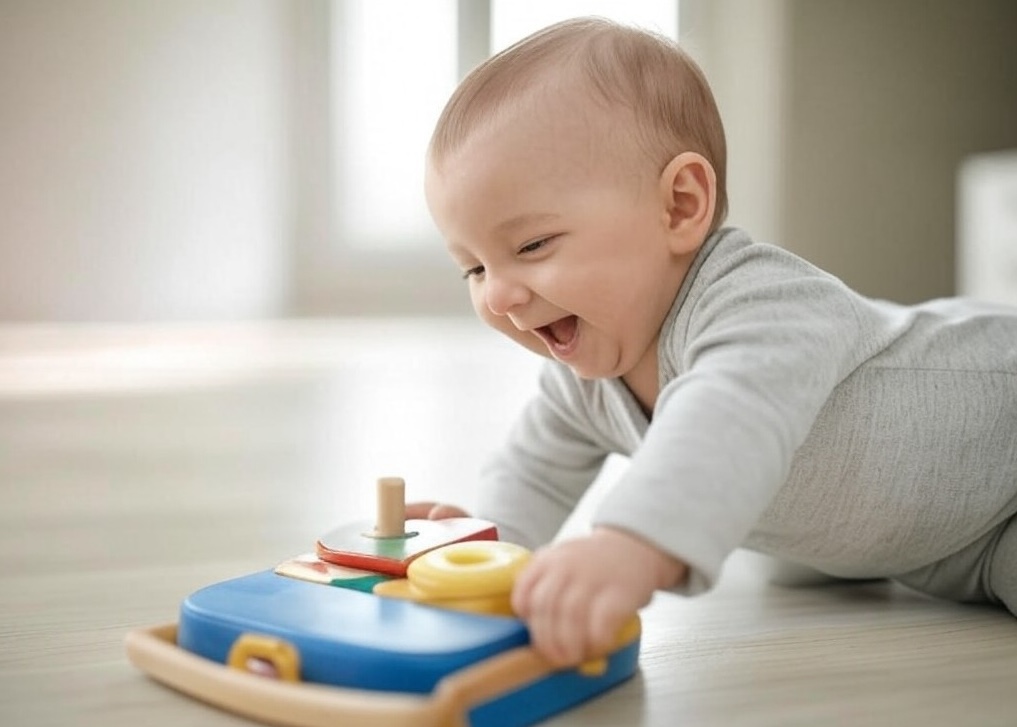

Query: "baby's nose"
(483, 273), (531, 316)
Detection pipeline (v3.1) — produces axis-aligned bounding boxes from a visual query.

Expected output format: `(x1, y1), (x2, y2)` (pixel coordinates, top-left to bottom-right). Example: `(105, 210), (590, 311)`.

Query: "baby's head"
(429, 17), (727, 228)
(425, 18), (727, 394)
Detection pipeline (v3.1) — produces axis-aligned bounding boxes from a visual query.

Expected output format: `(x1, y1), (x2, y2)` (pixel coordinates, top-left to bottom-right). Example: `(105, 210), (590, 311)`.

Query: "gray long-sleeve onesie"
(477, 227), (1017, 609)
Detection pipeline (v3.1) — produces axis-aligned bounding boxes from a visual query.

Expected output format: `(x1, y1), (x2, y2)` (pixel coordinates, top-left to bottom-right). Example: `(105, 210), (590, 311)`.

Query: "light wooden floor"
(2, 320), (1015, 727)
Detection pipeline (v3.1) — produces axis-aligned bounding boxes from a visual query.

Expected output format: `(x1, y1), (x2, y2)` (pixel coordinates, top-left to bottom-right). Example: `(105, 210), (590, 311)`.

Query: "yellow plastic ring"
(407, 541), (531, 600)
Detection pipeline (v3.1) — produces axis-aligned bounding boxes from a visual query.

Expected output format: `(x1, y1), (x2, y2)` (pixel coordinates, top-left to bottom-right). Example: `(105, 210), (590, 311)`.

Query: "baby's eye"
(462, 265), (485, 280)
(519, 237), (552, 255)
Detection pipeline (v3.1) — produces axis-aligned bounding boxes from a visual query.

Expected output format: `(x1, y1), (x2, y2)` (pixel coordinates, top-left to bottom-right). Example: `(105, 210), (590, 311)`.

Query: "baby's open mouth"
(535, 315), (579, 353)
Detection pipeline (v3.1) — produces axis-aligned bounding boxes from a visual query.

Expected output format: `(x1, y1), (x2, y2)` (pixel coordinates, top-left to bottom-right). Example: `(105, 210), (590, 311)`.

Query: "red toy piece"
(315, 477), (498, 577)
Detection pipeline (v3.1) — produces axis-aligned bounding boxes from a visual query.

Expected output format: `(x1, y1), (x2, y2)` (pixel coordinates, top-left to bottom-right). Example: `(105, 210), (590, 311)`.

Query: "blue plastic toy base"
(177, 570), (639, 727)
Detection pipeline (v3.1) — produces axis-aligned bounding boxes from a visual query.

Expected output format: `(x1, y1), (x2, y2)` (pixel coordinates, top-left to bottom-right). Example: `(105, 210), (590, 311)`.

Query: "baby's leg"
(894, 515), (1016, 615)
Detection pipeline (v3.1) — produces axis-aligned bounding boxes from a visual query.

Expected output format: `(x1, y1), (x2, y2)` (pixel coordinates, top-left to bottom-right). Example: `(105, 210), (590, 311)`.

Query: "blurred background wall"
(1, 0), (1015, 321)
(683, 0), (1017, 304)
(0, 0), (295, 320)
(781, 1), (1017, 303)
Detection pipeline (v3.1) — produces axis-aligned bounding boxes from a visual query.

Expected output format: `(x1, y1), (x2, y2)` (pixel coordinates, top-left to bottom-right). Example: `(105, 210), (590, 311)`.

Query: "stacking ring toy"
(373, 541), (531, 615)
(409, 541), (530, 598)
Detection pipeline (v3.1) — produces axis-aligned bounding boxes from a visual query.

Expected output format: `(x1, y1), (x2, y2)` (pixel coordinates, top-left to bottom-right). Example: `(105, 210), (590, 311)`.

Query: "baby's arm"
(406, 363), (635, 664)
(753, 554), (845, 587)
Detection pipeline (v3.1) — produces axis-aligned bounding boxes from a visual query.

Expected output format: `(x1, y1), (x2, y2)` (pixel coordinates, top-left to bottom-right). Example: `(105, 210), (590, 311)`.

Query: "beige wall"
(0, 0), (295, 320)
(680, 0), (790, 248)
(782, 0), (1017, 303)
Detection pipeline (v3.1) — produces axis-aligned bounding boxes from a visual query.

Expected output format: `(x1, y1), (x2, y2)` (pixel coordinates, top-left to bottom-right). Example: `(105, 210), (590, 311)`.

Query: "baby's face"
(425, 90), (692, 384)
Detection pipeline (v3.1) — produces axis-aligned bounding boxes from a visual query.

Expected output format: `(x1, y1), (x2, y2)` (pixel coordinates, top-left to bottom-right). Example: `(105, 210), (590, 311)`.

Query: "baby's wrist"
(591, 526), (688, 589)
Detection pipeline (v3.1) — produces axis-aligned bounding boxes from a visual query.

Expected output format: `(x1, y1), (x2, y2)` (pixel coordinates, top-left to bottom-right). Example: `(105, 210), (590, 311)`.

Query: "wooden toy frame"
(126, 621), (638, 727)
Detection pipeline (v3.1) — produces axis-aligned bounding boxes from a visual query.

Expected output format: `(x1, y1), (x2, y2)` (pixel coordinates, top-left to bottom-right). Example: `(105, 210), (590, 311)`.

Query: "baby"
(410, 17), (1017, 667)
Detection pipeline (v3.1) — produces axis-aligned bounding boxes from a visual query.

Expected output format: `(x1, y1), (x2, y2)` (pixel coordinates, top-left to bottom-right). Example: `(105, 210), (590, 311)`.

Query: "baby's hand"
(511, 527), (687, 667)
(404, 501), (471, 520)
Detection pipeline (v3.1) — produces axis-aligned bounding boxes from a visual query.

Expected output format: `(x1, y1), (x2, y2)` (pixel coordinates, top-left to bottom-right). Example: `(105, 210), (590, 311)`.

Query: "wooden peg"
(373, 477), (406, 538)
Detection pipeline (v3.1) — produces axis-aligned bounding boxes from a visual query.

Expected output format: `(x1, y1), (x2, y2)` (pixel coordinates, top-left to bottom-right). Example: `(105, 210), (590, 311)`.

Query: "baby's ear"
(658, 151), (717, 255)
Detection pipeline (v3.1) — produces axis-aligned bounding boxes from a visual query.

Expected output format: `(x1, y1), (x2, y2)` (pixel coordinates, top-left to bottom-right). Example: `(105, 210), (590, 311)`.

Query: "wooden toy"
(315, 476), (499, 576)
(125, 478), (642, 727)
(273, 552), (392, 593)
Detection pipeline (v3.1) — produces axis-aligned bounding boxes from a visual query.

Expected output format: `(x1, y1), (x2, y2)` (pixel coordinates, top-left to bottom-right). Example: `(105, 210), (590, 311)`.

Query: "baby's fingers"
(522, 568), (598, 667)
(587, 595), (634, 656)
(404, 501), (469, 520)
(404, 502), (437, 519)
(528, 583), (583, 666)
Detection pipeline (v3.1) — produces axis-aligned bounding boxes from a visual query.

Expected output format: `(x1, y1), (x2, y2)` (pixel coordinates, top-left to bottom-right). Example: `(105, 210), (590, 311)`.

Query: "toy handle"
(432, 646), (554, 727)
(128, 626), (563, 727)
(127, 619), (638, 727)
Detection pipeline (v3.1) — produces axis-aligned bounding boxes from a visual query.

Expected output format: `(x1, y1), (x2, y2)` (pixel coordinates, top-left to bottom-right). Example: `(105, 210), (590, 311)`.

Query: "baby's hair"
(429, 16), (728, 232)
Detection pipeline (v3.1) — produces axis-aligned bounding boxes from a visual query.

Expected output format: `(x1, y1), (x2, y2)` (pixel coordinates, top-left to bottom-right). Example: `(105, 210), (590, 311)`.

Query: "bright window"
(334, 0), (677, 254)
(332, 0), (458, 251)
